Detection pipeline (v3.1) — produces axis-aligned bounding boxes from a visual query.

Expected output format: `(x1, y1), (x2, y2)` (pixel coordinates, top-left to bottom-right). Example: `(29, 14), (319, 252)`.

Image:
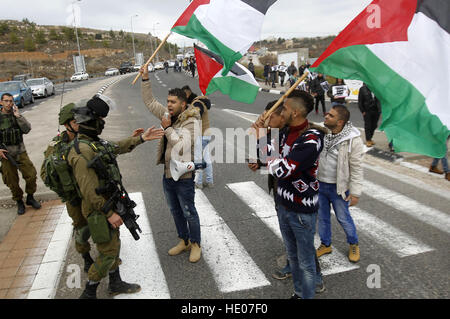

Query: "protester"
(429, 137), (449, 181)
(264, 63), (271, 86)
(270, 62), (277, 88)
(164, 60), (169, 74)
(189, 57), (196, 78)
(287, 61), (297, 77)
(278, 62), (287, 87)
(140, 66), (203, 263)
(310, 73), (328, 116)
(182, 85), (213, 188)
(358, 82), (381, 147)
(248, 58), (255, 78)
(252, 90), (326, 299)
(316, 105), (363, 263)
(67, 95), (164, 298)
(288, 70), (298, 87)
(328, 78), (349, 106)
(0, 93), (41, 215)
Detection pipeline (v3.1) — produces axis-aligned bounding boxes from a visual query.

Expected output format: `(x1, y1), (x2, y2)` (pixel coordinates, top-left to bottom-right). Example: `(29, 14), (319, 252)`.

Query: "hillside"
(0, 19), (179, 81)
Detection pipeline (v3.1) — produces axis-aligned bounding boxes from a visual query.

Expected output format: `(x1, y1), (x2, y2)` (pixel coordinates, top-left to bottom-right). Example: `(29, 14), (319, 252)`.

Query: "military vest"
(41, 133), (81, 204)
(0, 113), (23, 146)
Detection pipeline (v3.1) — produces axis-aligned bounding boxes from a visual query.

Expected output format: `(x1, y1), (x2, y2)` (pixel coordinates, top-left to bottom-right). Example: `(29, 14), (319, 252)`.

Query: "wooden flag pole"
(262, 71), (309, 121)
(132, 32), (172, 85)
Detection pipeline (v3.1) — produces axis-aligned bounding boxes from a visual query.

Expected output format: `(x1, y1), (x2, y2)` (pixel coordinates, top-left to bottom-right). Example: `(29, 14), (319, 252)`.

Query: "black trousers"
(363, 111), (380, 141)
(314, 95), (326, 115)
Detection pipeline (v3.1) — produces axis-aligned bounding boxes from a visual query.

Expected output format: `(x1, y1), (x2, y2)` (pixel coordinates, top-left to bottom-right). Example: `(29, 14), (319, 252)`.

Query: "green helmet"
(58, 103), (76, 125)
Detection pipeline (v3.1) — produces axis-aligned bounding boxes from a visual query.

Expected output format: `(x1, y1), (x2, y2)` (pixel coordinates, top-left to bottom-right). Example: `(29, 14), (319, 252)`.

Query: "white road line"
(195, 189), (270, 293)
(363, 180), (450, 235)
(115, 192), (171, 299)
(349, 207), (434, 257)
(227, 181), (359, 276)
(362, 163), (450, 199)
(27, 206), (73, 299)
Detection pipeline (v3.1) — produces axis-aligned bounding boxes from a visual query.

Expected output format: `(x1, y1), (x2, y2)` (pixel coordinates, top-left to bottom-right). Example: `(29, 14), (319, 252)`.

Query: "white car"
(132, 64), (142, 72)
(26, 77), (55, 98)
(154, 62), (164, 70)
(71, 72), (89, 82)
(148, 63), (155, 72)
(105, 68), (119, 76)
(168, 60), (175, 68)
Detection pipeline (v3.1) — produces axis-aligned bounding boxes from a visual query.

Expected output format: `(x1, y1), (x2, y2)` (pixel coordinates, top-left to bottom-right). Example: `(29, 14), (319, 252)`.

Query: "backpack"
(40, 134), (81, 203)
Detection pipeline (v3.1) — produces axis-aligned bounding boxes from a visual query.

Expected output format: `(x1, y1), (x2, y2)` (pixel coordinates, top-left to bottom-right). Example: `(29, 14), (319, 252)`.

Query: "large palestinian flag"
(172, 0), (277, 75)
(311, 0), (450, 158)
(194, 44), (259, 104)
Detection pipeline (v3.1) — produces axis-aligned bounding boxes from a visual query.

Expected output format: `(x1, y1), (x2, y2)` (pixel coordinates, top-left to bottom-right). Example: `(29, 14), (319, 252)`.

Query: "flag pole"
(132, 32), (172, 85)
(262, 71), (309, 121)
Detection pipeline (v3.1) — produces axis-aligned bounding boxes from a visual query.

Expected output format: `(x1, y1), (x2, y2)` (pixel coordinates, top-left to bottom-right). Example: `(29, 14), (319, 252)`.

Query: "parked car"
(168, 60), (176, 68)
(0, 81), (34, 108)
(70, 72), (89, 82)
(148, 63), (155, 73)
(154, 62), (164, 70)
(119, 62), (133, 74)
(105, 68), (120, 76)
(12, 73), (32, 82)
(132, 64), (142, 72)
(26, 77), (55, 98)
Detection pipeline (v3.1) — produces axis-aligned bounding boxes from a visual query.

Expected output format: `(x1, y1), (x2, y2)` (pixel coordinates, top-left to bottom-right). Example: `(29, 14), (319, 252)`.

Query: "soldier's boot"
(26, 194), (41, 209)
(79, 281), (99, 299)
(82, 252), (94, 273)
(108, 268), (141, 296)
(17, 200), (25, 215)
(429, 165), (444, 175)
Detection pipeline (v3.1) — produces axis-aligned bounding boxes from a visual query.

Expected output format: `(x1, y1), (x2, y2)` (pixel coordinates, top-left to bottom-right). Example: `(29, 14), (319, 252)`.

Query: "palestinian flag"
(311, 0), (450, 158)
(172, 0), (277, 75)
(194, 44), (259, 104)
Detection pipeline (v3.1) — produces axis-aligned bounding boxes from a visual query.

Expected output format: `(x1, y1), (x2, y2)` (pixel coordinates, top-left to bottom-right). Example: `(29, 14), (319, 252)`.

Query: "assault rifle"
(87, 154), (142, 241)
(0, 143), (18, 168)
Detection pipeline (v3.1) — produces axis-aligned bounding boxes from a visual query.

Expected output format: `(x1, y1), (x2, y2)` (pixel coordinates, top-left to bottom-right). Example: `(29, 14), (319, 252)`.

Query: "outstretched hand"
(141, 126), (165, 141)
(132, 128), (145, 137)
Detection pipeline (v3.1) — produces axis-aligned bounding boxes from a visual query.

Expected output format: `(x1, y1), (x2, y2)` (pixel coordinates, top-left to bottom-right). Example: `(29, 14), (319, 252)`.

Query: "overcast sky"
(0, 0), (373, 47)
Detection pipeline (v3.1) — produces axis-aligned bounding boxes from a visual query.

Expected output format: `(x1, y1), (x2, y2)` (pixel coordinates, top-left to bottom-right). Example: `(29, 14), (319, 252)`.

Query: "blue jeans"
(162, 176), (201, 244)
(277, 205), (321, 299)
(318, 182), (358, 246)
(432, 157), (448, 173)
(194, 136), (213, 184)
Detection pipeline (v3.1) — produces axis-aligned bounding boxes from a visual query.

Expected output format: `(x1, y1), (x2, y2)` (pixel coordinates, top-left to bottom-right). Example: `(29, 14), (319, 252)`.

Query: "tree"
(10, 32), (19, 45)
(35, 30), (47, 44)
(119, 30), (124, 39)
(102, 40), (110, 48)
(0, 22), (10, 36)
(109, 29), (116, 40)
(62, 26), (76, 41)
(49, 29), (60, 41)
(24, 37), (36, 51)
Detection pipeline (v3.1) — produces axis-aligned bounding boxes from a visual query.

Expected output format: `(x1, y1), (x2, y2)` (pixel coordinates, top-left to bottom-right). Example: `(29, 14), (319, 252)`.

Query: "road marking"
(115, 192), (171, 299)
(349, 207), (434, 257)
(363, 180), (450, 235)
(362, 163), (450, 200)
(27, 206), (73, 299)
(195, 189), (270, 293)
(226, 181), (359, 276)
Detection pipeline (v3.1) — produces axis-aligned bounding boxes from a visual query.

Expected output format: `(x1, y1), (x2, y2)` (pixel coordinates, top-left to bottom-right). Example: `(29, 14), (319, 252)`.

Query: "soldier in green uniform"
(67, 95), (163, 299)
(0, 93), (41, 214)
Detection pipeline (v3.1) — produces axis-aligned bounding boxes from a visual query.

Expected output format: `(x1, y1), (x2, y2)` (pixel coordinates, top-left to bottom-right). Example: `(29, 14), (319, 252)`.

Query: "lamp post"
(72, 0), (82, 58)
(131, 14), (138, 64)
(153, 22), (160, 62)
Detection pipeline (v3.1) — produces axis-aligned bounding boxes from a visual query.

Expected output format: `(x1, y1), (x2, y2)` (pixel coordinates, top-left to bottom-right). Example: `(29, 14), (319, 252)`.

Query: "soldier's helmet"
(73, 94), (116, 124)
(58, 103), (77, 125)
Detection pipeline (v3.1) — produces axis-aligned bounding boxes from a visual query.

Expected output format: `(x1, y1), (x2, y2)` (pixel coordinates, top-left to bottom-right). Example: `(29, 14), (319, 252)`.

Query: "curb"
(366, 147), (404, 163)
(96, 75), (126, 95)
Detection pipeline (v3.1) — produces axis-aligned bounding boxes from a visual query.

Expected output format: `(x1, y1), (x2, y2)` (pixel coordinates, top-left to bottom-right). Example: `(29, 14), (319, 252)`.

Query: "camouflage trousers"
(0, 151), (37, 201)
(66, 202), (91, 255)
(88, 228), (121, 282)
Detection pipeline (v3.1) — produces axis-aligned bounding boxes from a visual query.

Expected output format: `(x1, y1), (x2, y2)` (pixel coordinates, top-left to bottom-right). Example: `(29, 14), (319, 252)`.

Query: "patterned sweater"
(262, 121), (325, 214)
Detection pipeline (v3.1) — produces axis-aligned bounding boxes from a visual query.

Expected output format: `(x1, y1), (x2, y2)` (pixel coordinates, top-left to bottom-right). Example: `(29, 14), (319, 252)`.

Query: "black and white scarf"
(324, 122), (354, 152)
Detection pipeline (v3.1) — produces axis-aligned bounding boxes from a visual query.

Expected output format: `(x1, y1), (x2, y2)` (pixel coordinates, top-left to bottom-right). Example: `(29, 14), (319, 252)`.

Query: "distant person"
(270, 62), (277, 88)
(248, 58), (255, 77)
(328, 78), (349, 106)
(278, 62), (287, 87)
(289, 70), (299, 87)
(164, 61), (169, 74)
(358, 82), (381, 147)
(429, 137), (449, 181)
(189, 57), (196, 78)
(264, 63), (270, 86)
(310, 73), (328, 116)
(287, 61), (297, 77)
(299, 64), (306, 77)
(0, 93), (41, 215)
(317, 105), (363, 263)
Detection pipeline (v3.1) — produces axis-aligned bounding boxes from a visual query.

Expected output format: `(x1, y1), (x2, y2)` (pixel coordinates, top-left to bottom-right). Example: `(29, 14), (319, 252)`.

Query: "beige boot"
(189, 243), (202, 263)
(348, 244), (360, 263)
(168, 239), (191, 256)
(429, 165), (444, 174)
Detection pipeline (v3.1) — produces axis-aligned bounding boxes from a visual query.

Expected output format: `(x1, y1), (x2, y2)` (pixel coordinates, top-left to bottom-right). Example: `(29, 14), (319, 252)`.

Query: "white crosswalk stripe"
(194, 189), (271, 293)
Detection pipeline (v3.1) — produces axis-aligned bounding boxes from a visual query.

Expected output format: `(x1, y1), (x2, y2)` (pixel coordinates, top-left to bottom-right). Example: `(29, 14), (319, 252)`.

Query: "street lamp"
(131, 14), (138, 64)
(71, 0), (82, 58)
(153, 22), (160, 61)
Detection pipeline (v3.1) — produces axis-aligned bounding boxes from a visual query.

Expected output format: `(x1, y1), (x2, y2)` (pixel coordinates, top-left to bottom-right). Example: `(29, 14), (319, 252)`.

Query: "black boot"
(108, 268), (141, 296)
(79, 281), (99, 299)
(26, 194), (41, 209)
(82, 252), (94, 273)
(17, 200), (25, 215)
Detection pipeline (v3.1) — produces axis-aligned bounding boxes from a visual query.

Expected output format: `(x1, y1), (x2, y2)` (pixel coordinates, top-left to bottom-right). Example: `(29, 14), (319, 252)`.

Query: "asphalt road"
(54, 70), (449, 299)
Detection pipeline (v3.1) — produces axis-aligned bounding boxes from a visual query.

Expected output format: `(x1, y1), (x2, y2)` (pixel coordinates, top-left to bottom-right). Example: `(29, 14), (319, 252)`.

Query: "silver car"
(26, 77), (55, 98)
(105, 68), (120, 76)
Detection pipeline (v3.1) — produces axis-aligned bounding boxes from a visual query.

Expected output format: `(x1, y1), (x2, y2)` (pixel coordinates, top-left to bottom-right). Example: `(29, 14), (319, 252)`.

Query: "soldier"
(66, 95), (164, 299)
(0, 93), (41, 215)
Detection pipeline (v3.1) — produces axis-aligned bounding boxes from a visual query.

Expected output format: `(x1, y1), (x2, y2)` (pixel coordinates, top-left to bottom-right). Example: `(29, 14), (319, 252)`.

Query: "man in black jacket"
(310, 73), (327, 116)
(358, 83), (381, 147)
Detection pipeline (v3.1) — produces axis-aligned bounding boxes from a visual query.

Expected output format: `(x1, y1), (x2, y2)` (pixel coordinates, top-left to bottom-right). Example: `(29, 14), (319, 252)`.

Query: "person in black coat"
(310, 73), (327, 116)
(358, 82), (381, 147)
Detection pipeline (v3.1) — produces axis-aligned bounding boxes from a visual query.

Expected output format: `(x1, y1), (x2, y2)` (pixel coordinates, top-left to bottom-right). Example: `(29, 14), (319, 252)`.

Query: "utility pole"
(72, 0), (83, 72)
(131, 14), (138, 64)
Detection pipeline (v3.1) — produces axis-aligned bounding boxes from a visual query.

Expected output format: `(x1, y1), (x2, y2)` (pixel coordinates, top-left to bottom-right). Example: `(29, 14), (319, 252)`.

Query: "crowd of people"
(0, 55), (448, 300)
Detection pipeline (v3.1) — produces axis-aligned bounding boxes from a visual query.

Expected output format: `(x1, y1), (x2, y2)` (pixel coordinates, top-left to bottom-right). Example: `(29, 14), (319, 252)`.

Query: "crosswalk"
(111, 174), (448, 298)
